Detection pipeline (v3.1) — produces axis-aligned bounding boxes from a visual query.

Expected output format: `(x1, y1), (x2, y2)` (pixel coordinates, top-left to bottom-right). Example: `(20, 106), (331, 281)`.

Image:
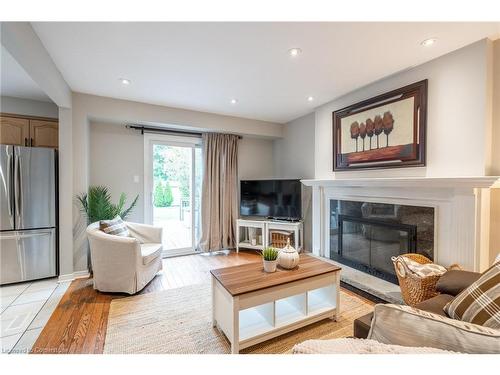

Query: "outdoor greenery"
(262, 247), (279, 261)
(77, 185), (138, 224)
(153, 144), (191, 201)
(154, 181), (174, 207)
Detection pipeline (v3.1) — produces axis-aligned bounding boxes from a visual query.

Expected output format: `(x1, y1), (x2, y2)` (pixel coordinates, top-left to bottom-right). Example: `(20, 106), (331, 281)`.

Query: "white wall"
(272, 112), (316, 251)
(1, 95), (59, 118)
(89, 121), (276, 225)
(239, 137), (275, 180)
(489, 39), (500, 265)
(491, 39), (500, 176)
(89, 122), (145, 223)
(273, 112), (315, 179)
(314, 39), (492, 179)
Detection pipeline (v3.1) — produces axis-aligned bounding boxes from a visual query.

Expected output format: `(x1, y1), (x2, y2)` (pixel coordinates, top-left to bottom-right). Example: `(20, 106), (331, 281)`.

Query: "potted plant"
(76, 185), (138, 224)
(262, 247), (279, 273)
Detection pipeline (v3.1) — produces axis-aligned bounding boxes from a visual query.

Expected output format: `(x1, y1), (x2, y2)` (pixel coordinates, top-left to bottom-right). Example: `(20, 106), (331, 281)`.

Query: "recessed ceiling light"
(421, 38), (437, 47)
(288, 48), (302, 57)
(230, 99), (238, 104)
(119, 78), (131, 85)
(307, 96), (314, 102)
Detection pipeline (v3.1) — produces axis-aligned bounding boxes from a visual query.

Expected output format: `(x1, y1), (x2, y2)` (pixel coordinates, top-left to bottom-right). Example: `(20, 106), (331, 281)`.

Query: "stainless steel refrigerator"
(0, 145), (57, 285)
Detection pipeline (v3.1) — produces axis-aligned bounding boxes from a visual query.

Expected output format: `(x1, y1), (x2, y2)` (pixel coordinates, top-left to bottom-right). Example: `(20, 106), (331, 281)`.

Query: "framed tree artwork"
(333, 80), (427, 171)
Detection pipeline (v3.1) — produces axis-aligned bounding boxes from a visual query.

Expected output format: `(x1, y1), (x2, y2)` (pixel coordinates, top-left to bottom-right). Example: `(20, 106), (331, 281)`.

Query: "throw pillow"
(99, 215), (129, 237)
(444, 261), (500, 329)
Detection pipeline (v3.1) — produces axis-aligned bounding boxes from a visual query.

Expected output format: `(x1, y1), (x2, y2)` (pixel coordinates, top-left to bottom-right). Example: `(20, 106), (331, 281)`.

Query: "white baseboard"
(58, 270), (90, 283)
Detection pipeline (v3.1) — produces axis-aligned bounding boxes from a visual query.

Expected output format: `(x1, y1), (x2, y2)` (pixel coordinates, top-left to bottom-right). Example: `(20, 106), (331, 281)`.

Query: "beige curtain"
(199, 133), (239, 252)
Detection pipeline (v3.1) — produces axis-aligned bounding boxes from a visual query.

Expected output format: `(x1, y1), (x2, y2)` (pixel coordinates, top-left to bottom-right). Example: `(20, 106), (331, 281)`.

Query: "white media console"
(236, 218), (303, 252)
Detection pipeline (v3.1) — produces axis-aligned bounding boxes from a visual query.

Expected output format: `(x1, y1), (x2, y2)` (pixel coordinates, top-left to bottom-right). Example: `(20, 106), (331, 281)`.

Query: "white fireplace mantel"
(302, 177), (499, 189)
(301, 176), (499, 273)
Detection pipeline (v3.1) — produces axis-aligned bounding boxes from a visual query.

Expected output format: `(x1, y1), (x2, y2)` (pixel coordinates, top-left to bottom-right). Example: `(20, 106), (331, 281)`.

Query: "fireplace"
(329, 200), (434, 284)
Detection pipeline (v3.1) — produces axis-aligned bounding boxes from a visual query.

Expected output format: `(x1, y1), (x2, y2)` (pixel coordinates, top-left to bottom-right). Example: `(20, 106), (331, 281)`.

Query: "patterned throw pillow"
(444, 261), (500, 329)
(99, 216), (129, 237)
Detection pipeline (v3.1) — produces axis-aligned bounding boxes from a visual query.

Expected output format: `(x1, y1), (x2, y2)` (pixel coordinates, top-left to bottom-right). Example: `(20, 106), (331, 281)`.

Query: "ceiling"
(31, 22), (500, 123)
(1, 45), (52, 102)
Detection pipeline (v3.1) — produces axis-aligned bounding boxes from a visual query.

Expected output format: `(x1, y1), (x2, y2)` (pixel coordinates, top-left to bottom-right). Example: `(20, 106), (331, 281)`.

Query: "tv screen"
(240, 179), (302, 220)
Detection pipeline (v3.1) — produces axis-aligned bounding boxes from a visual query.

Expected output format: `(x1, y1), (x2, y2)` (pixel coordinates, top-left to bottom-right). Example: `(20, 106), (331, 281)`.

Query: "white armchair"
(86, 221), (163, 294)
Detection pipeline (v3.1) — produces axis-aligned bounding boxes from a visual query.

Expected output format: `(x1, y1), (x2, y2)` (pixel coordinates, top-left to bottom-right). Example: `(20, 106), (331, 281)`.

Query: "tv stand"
(236, 218), (303, 253)
(266, 216), (301, 223)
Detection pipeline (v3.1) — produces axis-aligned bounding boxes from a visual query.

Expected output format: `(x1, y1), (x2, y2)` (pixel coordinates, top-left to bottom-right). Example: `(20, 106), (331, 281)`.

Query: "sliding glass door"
(145, 134), (202, 256)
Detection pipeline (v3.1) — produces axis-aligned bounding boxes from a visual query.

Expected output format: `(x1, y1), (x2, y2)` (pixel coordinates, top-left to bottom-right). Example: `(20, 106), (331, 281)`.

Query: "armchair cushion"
(436, 269), (481, 296)
(99, 215), (129, 237)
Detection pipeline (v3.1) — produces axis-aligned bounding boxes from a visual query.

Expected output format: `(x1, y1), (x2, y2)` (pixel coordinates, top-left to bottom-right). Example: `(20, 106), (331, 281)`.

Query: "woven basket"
(392, 253), (442, 307)
(270, 231), (293, 248)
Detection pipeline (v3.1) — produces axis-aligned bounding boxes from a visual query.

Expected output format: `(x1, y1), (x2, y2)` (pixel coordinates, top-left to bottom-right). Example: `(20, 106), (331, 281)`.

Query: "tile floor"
(0, 278), (70, 354)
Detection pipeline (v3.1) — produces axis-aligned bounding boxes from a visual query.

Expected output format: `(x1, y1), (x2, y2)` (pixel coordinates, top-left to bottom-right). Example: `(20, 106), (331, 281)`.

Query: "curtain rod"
(126, 124), (242, 139)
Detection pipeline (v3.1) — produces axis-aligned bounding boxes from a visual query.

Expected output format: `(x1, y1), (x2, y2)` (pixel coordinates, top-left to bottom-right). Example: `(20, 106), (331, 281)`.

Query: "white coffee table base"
(211, 272), (340, 354)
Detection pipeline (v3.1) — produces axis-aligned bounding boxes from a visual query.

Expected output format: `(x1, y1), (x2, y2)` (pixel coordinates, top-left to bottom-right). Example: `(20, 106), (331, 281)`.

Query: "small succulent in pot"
(262, 247), (279, 273)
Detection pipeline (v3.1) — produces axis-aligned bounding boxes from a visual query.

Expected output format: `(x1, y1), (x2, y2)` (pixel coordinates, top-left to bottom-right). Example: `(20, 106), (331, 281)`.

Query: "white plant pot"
(263, 260), (277, 273)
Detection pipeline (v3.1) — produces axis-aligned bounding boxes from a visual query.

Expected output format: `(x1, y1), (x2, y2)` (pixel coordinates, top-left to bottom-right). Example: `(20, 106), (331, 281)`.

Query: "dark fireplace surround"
(329, 200), (434, 284)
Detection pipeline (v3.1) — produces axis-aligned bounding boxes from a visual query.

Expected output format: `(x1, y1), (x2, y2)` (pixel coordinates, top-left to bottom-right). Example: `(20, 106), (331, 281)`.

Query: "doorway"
(144, 134), (202, 256)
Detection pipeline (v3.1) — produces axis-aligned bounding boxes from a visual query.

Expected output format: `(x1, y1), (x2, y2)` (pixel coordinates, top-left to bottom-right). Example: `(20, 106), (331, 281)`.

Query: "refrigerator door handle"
(14, 154), (22, 225)
(6, 152), (13, 217)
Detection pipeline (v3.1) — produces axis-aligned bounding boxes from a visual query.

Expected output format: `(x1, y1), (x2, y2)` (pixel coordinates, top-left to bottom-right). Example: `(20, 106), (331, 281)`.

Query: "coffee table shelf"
(239, 305), (274, 341)
(308, 285), (336, 315)
(275, 294), (306, 327)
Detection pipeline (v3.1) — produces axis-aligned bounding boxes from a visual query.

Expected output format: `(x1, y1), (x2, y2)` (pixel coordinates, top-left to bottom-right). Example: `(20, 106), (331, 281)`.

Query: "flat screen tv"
(240, 179), (302, 220)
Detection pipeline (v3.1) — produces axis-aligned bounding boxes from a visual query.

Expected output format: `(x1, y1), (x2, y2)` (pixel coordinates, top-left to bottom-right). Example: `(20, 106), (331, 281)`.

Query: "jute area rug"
(103, 283), (373, 354)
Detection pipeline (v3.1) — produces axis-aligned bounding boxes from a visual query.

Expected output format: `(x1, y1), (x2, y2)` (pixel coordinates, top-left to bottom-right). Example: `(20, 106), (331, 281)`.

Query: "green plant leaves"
(76, 185), (139, 224)
(262, 247), (279, 261)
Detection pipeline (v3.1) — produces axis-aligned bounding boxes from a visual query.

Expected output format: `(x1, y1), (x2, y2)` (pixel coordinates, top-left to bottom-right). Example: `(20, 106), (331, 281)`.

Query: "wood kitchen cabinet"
(30, 120), (58, 148)
(0, 115), (58, 148)
(0, 116), (30, 146)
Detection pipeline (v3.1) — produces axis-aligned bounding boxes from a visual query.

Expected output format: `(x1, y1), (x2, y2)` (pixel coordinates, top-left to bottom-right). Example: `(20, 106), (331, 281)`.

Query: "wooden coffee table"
(210, 254), (341, 353)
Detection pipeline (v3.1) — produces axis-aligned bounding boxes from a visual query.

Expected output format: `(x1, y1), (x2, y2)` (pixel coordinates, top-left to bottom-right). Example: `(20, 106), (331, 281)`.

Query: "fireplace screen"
(329, 200), (434, 284)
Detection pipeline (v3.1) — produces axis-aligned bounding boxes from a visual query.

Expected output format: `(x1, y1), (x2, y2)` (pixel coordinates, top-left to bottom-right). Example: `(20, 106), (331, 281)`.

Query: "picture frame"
(333, 80), (427, 171)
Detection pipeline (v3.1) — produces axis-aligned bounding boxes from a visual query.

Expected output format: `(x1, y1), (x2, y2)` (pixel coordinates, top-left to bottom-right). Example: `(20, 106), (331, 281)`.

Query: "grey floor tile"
(24, 279), (59, 293)
(12, 289), (54, 306)
(28, 293), (64, 330)
(0, 283), (30, 298)
(11, 327), (42, 354)
(1, 301), (45, 338)
(0, 333), (22, 354)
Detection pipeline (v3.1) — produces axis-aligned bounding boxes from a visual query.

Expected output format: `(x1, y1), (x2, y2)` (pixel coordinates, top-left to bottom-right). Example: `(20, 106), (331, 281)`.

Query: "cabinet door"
(0, 116), (30, 146)
(30, 120), (58, 148)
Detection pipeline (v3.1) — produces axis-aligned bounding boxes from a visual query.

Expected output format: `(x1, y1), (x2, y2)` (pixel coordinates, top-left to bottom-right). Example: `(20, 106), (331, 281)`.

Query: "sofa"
(86, 221), (163, 294)
(353, 269), (481, 339)
(293, 269), (500, 354)
(350, 269), (500, 354)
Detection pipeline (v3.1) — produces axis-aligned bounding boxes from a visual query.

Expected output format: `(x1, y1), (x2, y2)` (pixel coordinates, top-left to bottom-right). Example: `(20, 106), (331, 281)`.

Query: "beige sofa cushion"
(368, 304), (500, 354)
(141, 243), (162, 265)
(293, 338), (453, 354)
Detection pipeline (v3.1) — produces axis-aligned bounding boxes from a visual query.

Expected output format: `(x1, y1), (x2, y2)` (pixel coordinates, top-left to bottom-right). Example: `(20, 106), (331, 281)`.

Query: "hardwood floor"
(31, 250), (373, 354)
